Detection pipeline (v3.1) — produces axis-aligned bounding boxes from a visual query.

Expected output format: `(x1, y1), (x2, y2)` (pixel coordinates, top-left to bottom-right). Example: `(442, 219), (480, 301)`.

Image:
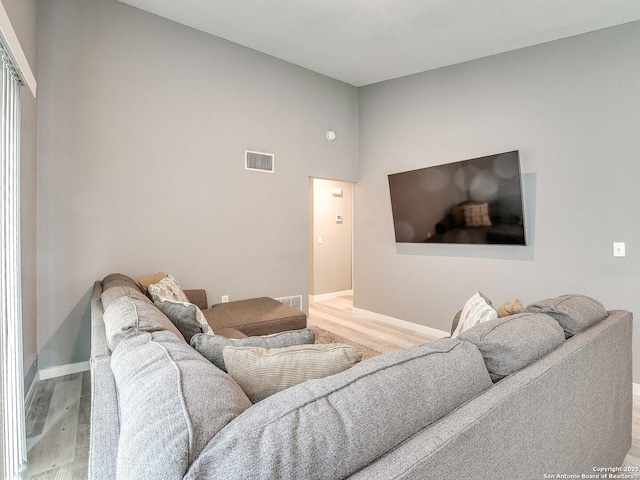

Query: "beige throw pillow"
(497, 298), (524, 317)
(462, 203), (492, 227)
(223, 343), (362, 403)
(191, 329), (316, 372)
(138, 272), (167, 293)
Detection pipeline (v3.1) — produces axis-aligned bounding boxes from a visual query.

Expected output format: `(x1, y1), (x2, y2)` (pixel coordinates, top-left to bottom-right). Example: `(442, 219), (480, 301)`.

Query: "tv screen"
(388, 150), (526, 245)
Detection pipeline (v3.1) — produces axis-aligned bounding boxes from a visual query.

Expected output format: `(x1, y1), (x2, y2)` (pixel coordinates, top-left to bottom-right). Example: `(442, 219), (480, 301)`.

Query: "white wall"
(37, 0), (358, 369)
(355, 22), (640, 379)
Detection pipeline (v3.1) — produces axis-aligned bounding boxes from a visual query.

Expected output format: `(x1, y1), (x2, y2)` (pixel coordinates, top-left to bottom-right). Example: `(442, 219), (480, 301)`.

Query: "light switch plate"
(613, 242), (625, 257)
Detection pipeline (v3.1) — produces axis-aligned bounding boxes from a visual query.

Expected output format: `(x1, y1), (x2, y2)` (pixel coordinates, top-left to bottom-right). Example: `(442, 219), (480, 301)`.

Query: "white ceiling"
(117, 0), (640, 87)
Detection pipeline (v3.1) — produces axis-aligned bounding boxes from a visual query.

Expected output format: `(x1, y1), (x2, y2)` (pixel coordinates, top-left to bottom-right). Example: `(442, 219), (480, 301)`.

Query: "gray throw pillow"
(147, 275), (213, 336)
(154, 300), (209, 343)
(190, 328), (316, 372)
(525, 294), (607, 338)
(457, 312), (565, 382)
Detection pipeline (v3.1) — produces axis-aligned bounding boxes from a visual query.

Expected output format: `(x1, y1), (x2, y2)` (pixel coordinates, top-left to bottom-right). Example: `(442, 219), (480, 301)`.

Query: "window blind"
(0, 38), (25, 479)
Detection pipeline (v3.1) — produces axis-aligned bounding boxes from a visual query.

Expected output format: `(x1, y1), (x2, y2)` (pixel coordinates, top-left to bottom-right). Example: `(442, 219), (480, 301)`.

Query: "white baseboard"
(39, 361), (90, 381)
(351, 307), (450, 339)
(310, 290), (353, 301)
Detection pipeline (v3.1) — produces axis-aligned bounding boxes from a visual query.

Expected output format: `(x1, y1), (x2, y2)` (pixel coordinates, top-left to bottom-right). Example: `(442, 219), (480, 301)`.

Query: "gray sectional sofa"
(89, 274), (632, 479)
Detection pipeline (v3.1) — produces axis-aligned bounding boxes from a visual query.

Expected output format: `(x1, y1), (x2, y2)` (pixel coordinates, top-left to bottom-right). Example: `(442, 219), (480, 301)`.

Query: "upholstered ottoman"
(203, 297), (307, 338)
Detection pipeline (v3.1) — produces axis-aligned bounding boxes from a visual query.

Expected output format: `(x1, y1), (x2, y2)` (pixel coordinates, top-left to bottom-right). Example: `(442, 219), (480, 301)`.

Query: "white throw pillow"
(147, 275), (213, 335)
(451, 292), (498, 338)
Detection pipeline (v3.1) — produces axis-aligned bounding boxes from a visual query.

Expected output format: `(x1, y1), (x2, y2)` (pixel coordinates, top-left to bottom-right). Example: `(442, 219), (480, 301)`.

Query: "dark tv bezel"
(388, 150), (527, 246)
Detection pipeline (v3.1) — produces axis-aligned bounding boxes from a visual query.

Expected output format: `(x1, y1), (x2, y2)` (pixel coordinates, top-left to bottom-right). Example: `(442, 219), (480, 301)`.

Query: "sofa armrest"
(184, 289), (208, 311)
(89, 356), (120, 480)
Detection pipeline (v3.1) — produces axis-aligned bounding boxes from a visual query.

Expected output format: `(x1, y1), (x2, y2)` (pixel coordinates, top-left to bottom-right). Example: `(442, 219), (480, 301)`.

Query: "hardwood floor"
(24, 371), (90, 479)
(308, 294), (438, 352)
(22, 295), (639, 477)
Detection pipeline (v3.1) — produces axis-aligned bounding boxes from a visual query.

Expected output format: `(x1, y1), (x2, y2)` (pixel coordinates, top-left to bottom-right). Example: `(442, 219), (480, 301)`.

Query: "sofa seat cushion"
(223, 343), (361, 403)
(111, 330), (252, 480)
(458, 312), (565, 382)
(103, 295), (183, 351)
(190, 328), (316, 372)
(184, 338), (492, 480)
(203, 297), (307, 336)
(525, 294), (607, 338)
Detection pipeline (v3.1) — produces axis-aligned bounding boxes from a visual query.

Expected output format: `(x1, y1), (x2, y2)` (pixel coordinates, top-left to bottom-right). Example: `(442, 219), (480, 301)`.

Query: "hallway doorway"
(309, 178), (354, 298)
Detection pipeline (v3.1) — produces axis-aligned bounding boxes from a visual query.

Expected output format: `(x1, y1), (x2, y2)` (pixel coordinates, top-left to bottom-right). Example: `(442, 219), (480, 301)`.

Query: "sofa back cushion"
(102, 273), (140, 292)
(525, 294), (607, 338)
(102, 295), (183, 351)
(458, 312), (565, 382)
(111, 330), (252, 480)
(185, 338), (492, 480)
(190, 328), (316, 372)
(101, 285), (151, 311)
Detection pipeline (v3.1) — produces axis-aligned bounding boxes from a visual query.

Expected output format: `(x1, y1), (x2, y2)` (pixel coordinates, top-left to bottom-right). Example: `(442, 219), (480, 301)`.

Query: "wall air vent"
(245, 150), (275, 173)
(275, 295), (303, 311)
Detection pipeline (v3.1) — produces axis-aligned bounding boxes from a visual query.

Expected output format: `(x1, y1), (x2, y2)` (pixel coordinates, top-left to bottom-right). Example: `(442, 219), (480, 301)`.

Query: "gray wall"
(355, 22), (640, 380)
(37, 0), (358, 370)
(1, 0), (38, 387)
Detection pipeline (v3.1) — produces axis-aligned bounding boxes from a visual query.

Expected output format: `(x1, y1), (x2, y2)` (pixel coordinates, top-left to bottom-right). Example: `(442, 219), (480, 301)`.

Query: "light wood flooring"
(24, 371), (90, 479)
(308, 294), (438, 352)
(21, 295), (640, 477)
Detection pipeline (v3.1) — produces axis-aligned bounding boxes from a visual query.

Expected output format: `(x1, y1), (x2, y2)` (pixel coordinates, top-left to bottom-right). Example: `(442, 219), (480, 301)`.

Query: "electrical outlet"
(613, 242), (626, 257)
(221, 295), (229, 303)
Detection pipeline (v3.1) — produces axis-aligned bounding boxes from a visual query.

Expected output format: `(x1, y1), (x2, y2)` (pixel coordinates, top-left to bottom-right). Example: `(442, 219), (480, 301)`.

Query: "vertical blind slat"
(0, 40), (25, 479)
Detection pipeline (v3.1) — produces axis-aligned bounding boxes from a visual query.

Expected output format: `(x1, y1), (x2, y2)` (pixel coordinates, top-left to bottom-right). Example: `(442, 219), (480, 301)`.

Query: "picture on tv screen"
(388, 150), (526, 245)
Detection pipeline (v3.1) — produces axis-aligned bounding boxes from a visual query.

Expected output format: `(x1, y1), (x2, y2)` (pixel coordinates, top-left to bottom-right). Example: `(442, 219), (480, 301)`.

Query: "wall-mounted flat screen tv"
(388, 150), (526, 245)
